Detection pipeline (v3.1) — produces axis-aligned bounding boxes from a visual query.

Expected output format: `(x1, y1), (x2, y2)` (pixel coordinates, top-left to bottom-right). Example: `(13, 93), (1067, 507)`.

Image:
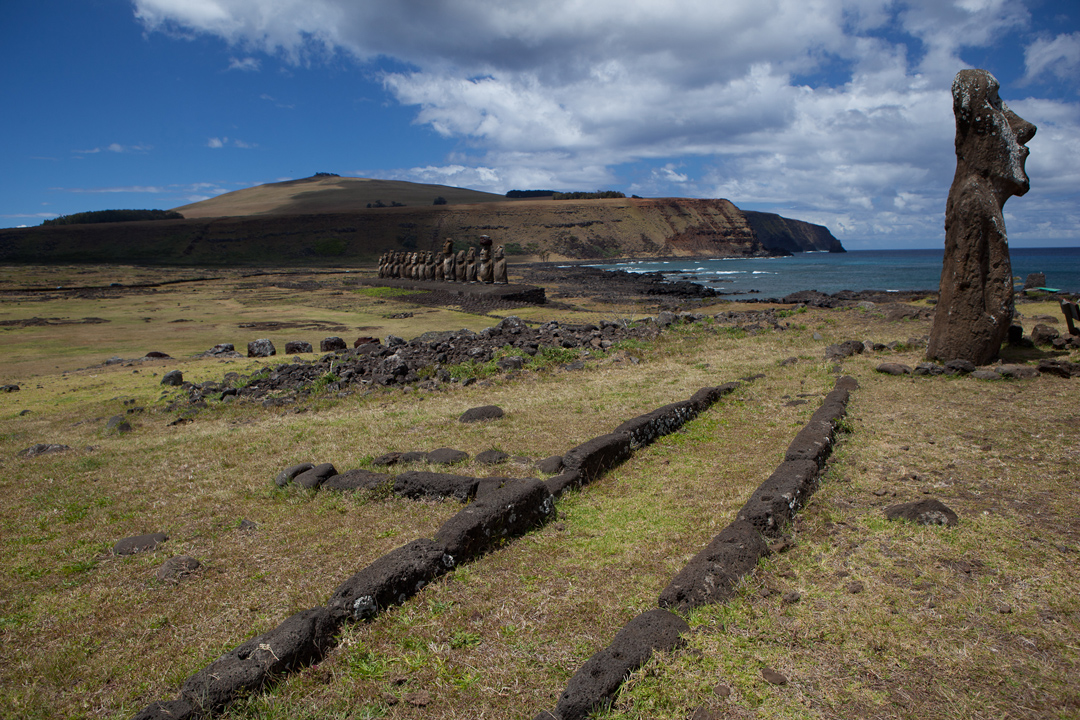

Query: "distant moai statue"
(466, 247), (478, 282)
(442, 238), (455, 282)
(927, 69), (1037, 365)
(478, 235), (494, 284)
(434, 250), (445, 281)
(493, 245), (508, 284)
(455, 249), (467, 282)
(426, 251), (437, 280)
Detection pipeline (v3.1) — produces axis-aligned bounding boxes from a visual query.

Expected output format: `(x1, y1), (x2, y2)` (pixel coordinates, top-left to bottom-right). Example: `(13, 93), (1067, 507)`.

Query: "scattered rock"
(713, 683), (732, 698)
(275, 463), (315, 488)
(884, 498), (959, 526)
(322, 469), (390, 492)
(294, 463), (337, 490)
(914, 362), (945, 376)
(997, 364), (1039, 379)
(761, 667), (788, 685)
(876, 362), (912, 375)
(475, 449), (509, 465)
(371, 452), (402, 467)
(247, 339), (276, 358)
(459, 405), (504, 423)
(782, 591), (802, 604)
(157, 556), (201, 582)
(238, 519), (257, 531)
(970, 369), (1001, 380)
(496, 356), (525, 371)
(825, 340), (864, 360)
(161, 370), (184, 386)
(537, 455), (564, 474)
(202, 343), (242, 358)
(1030, 324), (1059, 346)
(944, 358), (976, 375)
(426, 448), (469, 465)
(285, 341), (313, 354)
(19, 443), (71, 457)
(106, 415), (133, 433)
(1036, 358), (1080, 378)
(320, 337), (347, 352)
(1, 384), (20, 392)
(114, 532), (168, 556)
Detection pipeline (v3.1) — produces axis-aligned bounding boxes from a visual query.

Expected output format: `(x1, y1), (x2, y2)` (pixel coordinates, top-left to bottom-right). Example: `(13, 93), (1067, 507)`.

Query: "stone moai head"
(952, 69), (1036, 205)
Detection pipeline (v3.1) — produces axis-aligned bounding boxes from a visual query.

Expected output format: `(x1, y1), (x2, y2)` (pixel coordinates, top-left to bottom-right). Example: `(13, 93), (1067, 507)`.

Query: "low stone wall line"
(131, 383), (744, 720)
(531, 376), (857, 720)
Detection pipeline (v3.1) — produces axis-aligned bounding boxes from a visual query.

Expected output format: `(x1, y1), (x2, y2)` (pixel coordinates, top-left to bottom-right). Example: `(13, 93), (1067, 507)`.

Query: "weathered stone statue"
(478, 246), (493, 284)
(927, 69), (1036, 365)
(442, 239), (455, 282)
(466, 247), (477, 282)
(425, 251), (437, 280)
(493, 245), (508, 284)
(455, 249), (467, 282)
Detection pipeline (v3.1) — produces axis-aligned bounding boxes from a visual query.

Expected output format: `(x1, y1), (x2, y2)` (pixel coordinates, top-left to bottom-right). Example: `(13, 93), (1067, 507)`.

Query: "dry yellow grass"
(1, 268), (1077, 720)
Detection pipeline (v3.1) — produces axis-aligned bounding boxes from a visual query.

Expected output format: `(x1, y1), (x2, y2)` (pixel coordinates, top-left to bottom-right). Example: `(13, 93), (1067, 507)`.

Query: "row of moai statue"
(378, 236), (508, 284)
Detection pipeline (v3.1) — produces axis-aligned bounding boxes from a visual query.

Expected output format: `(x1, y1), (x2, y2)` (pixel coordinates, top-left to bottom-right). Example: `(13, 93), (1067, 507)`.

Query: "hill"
(173, 176), (508, 217)
(0, 178), (844, 265)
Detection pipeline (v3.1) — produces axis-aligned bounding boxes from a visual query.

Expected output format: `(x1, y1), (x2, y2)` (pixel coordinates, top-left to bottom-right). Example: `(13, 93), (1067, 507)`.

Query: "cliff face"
(0, 198), (840, 266)
(743, 211), (845, 253)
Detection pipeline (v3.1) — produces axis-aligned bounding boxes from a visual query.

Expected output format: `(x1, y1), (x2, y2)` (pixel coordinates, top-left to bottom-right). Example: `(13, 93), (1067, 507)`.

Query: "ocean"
(591, 247), (1080, 300)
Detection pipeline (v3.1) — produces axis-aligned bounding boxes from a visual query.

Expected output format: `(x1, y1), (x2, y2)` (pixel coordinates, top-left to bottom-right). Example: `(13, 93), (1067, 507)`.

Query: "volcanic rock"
(927, 69), (1036, 364)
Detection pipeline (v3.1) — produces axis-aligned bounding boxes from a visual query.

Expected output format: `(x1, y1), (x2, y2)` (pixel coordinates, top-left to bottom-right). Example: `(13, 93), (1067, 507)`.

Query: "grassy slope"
(173, 177), (509, 218)
(0, 268), (1077, 720)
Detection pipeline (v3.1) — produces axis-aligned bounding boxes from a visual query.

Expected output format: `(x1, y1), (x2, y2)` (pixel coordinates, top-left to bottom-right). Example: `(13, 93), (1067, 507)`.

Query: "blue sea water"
(592, 247), (1080, 299)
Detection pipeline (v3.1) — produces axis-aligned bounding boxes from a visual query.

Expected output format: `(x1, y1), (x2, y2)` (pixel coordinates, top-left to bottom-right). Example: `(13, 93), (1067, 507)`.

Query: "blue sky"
(2, 0), (1078, 248)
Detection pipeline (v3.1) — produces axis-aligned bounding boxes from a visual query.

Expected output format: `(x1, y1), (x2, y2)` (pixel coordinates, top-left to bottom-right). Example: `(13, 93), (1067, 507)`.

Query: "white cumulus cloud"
(133, 0), (1079, 243)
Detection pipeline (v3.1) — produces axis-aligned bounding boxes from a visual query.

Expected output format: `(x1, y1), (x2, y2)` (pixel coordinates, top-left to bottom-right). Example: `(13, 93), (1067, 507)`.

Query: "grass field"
(1, 266), (1077, 720)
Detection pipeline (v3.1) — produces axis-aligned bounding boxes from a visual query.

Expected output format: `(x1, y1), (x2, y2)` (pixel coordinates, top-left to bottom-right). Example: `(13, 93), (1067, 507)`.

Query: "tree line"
(43, 209), (184, 226)
(505, 190), (626, 200)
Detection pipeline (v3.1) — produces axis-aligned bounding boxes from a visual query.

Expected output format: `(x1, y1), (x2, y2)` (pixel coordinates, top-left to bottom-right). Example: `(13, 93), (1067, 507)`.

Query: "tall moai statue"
(442, 238), (455, 282)
(455, 249), (467, 282)
(927, 69), (1036, 365)
(478, 235), (494, 284)
(421, 251), (432, 280)
(465, 247), (478, 282)
(493, 245), (508, 284)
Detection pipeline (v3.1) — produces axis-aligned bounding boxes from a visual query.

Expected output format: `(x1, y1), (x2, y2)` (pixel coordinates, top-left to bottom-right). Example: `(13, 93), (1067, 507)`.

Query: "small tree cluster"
(43, 209), (183, 226)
